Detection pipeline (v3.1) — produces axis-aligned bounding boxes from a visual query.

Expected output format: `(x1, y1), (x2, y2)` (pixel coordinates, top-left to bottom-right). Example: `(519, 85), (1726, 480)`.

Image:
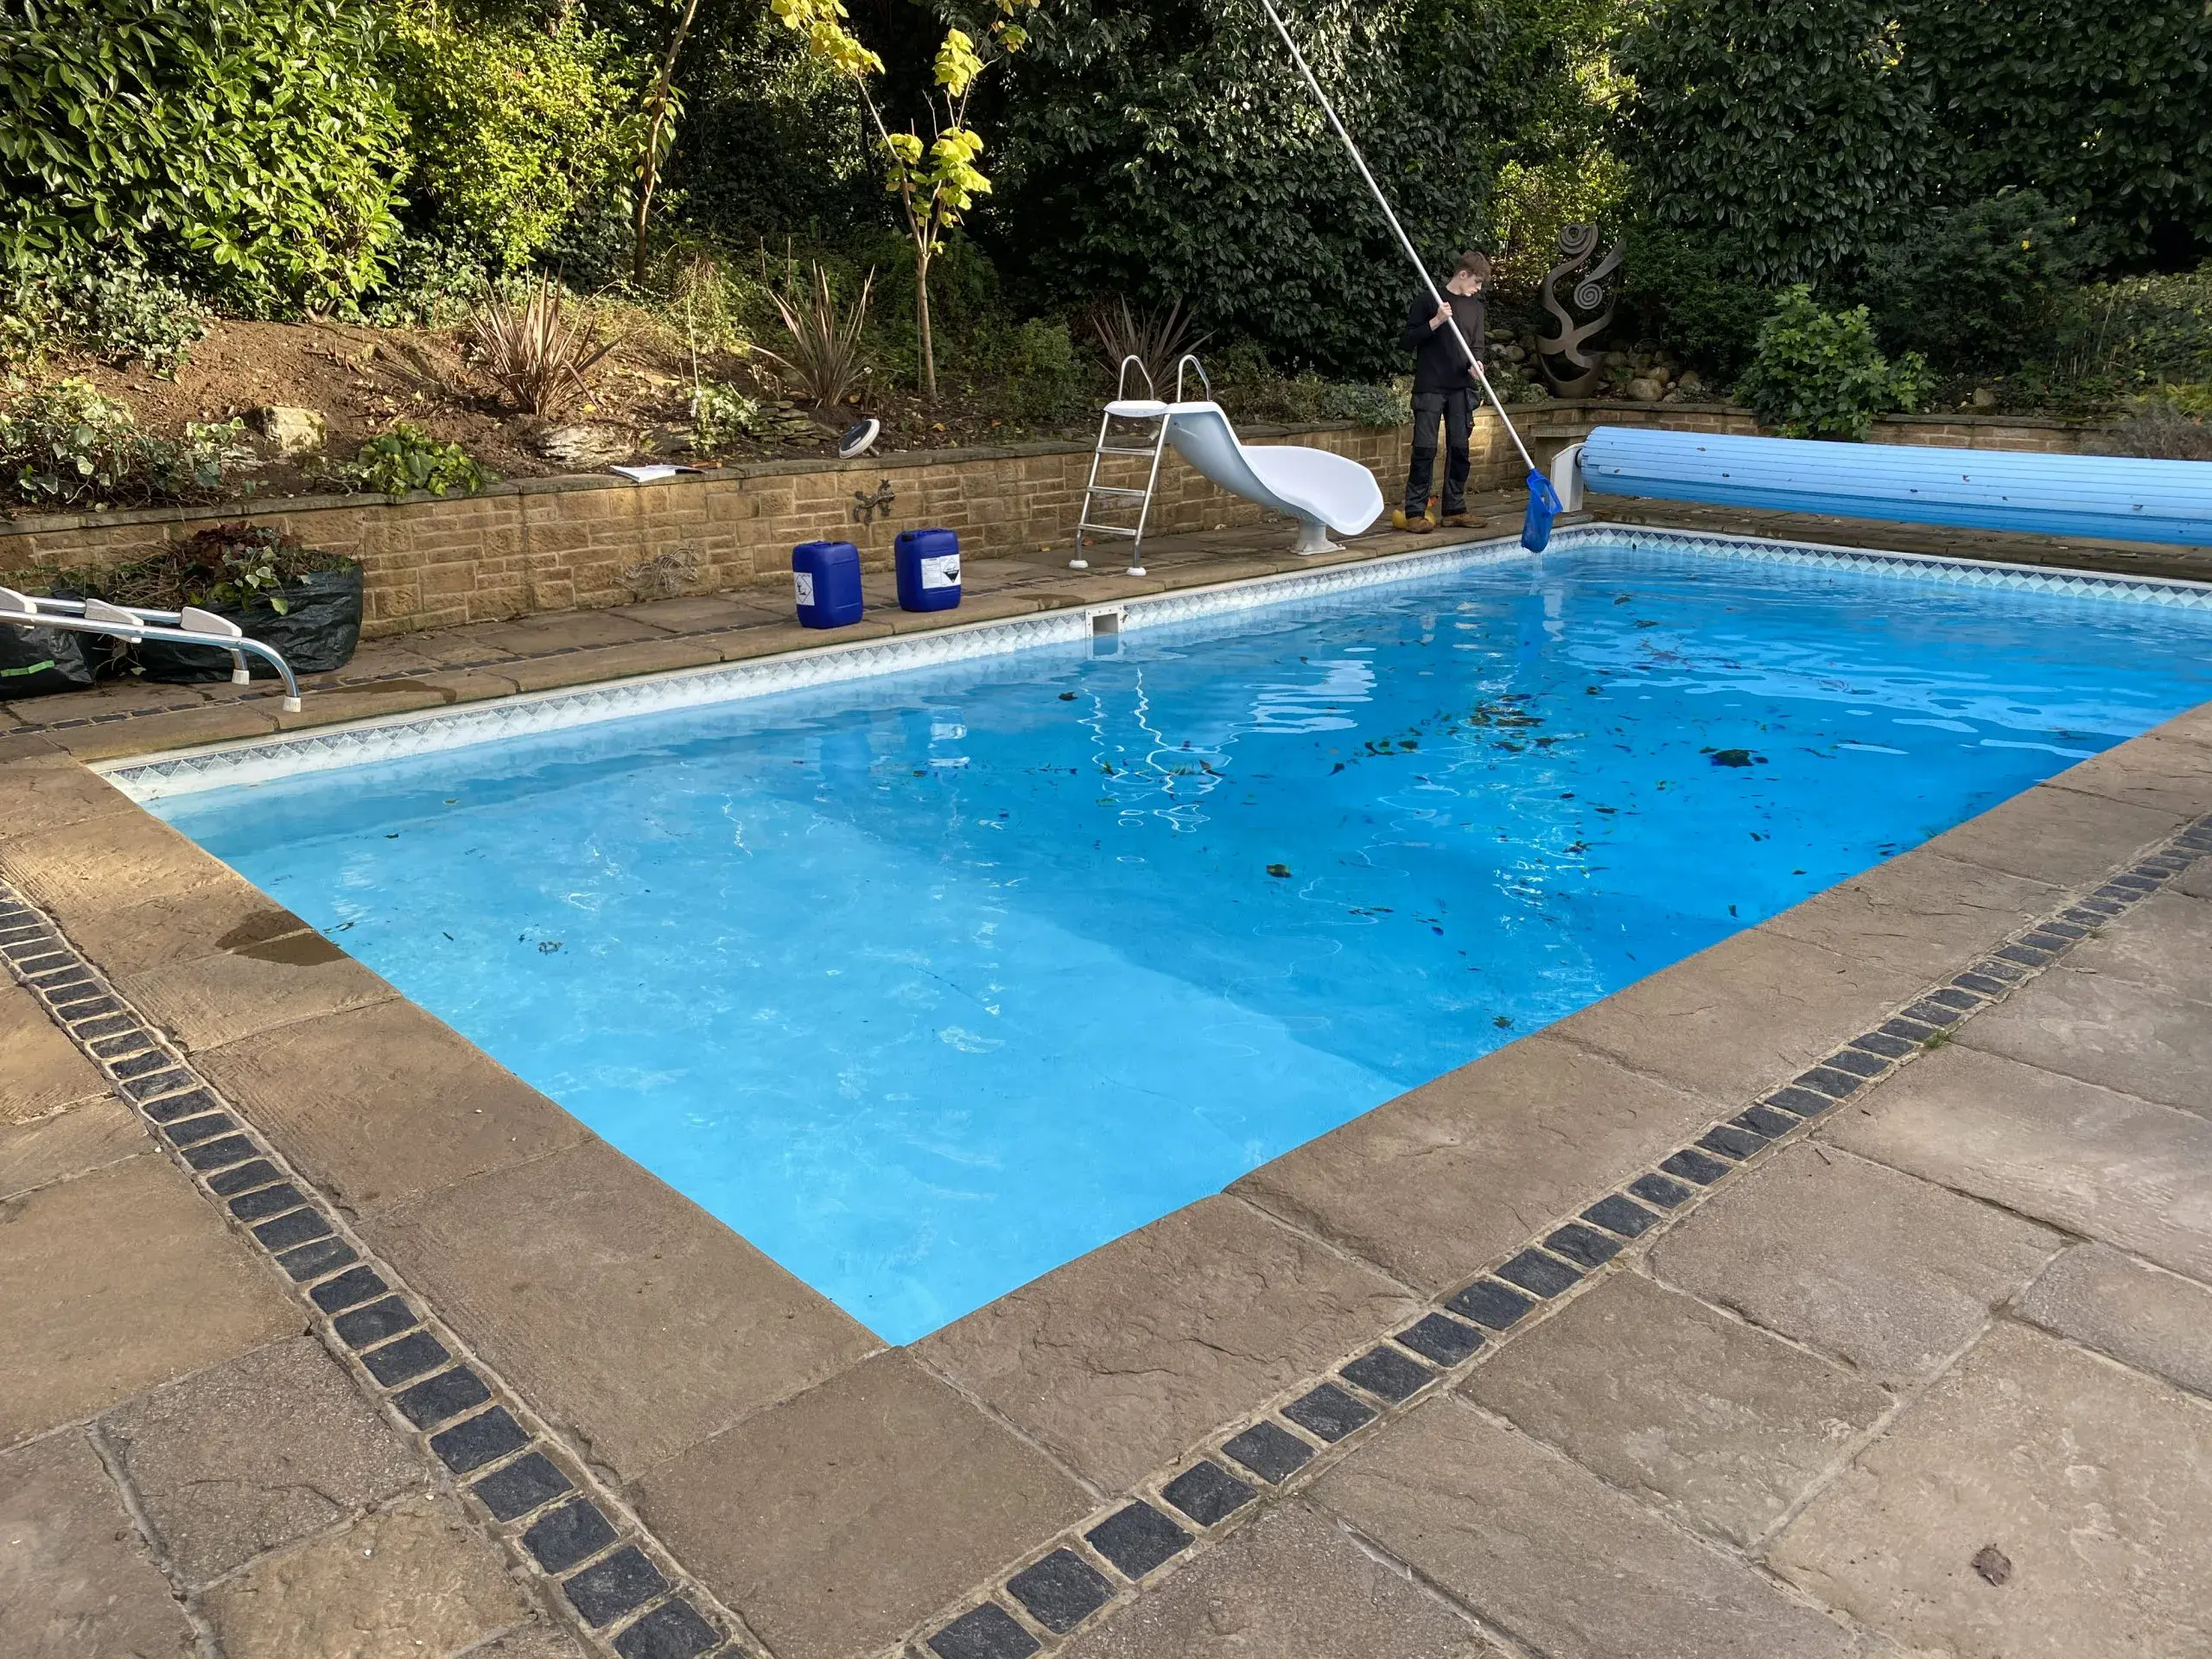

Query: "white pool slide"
(1111, 397), (1386, 555)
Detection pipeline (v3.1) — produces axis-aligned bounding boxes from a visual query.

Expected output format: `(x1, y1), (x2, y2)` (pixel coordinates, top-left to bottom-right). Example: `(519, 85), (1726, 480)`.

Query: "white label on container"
(793, 570), (816, 607)
(920, 554), (961, 590)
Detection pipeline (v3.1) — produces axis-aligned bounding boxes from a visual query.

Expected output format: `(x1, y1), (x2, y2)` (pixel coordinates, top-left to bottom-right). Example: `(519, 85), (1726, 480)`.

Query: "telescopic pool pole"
(1252, 0), (1562, 545)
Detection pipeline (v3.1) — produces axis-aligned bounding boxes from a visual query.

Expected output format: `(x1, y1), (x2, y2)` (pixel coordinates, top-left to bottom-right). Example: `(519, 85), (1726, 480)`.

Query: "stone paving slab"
(0, 1151), (299, 1446)
(1759, 845), (2063, 985)
(2043, 731), (2212, 819)
(1460, 1270), (1891, 1548)
(1547, 924), (1929, 1108)
(200, 1491), (533, 1659)
(1768, 1321), (2212, 1659)
(2061, 884), (2212, 990)
(1231, 1034), (1716, 1299)
(0, 1094), (145, 1200)
(265, 669), (527, 730)
(1957, 963), (2212, 1118)
(637, 1351), (1093, 1659)
(1647, 1143), (2061, 1388)
(920, 1194), (1422, 1491)
(2013, 1242), (2212, 1399)
(0, 1428), (197, 1658)
(100, 1332), (424, 1587)
(1914, 783), (2188, 890)
(48, 699), (281, 760)
(469, 1624), (595, 1659)
(1056, 1500), (1501, 1659)
(195, 997), (592, 1217)
(3, 806), (237, 938)
(1314, 1395), (1874, 1659)
(117, 933), (398, 1052)
(0, 976), (107, 1123)
(366, 1134), (877, 1485)
(1829, 1045), (2212, 1284)
(465, 609), (677, 655)
(0, 742), (138, 847)
(4, 859), (296, 982)
(500, 635), (726, 692)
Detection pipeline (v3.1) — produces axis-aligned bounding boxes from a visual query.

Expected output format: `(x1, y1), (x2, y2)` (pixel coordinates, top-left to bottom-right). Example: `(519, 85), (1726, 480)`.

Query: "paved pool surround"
(7, 510), (2212, 1659)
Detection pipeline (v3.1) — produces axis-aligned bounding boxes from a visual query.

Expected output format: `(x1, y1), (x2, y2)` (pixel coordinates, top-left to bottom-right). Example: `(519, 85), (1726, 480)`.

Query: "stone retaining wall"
(0, 404), (2109, 639)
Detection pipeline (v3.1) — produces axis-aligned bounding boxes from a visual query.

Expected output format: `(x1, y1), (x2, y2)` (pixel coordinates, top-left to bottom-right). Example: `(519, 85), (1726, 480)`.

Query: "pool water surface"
(155, 540), (2212, 1340)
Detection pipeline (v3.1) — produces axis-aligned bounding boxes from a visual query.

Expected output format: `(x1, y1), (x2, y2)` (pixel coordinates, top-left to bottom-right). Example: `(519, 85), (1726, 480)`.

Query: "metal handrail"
(0, 588), (303, 711)
(1174, 353), (1212, 404)
(1114, 354), (1157, 404)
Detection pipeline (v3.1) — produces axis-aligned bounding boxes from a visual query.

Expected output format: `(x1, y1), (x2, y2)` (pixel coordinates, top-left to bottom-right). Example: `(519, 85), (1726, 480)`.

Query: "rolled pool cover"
(1580, 425), (2212, 548)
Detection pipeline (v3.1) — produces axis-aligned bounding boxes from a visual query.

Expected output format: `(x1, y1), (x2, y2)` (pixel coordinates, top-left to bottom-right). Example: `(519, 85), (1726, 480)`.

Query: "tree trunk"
(915, 240), (938, 402)
(631, 0), (704, 285)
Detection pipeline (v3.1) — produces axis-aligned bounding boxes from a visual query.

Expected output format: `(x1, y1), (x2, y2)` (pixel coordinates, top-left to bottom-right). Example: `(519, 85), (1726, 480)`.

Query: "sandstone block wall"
(0, 405), (2106, 639)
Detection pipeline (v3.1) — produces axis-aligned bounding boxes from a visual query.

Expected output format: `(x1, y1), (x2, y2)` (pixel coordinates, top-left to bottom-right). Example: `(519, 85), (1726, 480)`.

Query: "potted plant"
(84, 524), (365, 682)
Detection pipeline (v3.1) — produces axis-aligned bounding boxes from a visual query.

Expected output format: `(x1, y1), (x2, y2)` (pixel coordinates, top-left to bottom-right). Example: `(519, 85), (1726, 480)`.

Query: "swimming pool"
(144, 533), (2212, 1341)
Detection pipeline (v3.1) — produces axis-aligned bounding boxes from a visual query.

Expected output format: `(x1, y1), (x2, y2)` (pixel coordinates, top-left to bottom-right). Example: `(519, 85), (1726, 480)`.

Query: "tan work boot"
(1390, 509), (1435, 533)
(1440, 511), (1474, 528)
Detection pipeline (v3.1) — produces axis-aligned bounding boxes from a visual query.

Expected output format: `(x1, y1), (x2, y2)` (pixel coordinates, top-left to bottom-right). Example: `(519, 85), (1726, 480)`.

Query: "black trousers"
(1406, 388), (1473, 516)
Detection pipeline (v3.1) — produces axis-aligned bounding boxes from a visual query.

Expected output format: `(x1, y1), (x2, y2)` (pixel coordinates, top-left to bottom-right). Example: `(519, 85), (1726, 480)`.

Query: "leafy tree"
(631, 0), (707, 283)
(1618, 0), (1930, 287)
(1734, 284), (1929, 438)
(768, 0), (1038, 399)
(1900, 0), (2212, 272)
(0, 0), (407, 309)
(981, 0), (1592, 378)
(387, 4), (643, 277)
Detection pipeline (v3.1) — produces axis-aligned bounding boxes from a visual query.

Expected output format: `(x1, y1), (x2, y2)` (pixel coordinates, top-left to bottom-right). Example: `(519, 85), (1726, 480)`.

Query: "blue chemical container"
(894, 527), (962, 613)
(791, 539), (864, 628)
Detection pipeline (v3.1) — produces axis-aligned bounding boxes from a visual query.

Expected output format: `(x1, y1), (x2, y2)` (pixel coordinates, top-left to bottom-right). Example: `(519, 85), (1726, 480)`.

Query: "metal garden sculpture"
(1537, 225), (1625, 398)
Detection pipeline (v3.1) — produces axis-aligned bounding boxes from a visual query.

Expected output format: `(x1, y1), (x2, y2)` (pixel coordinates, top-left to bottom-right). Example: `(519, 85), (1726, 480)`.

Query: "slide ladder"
(1073, 355), (1173, 575)
(1076, 356), (1386, 569)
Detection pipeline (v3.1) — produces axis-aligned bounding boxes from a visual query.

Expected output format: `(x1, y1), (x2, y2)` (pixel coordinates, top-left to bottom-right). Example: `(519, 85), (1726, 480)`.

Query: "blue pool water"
(156, 542), (2212, 1340)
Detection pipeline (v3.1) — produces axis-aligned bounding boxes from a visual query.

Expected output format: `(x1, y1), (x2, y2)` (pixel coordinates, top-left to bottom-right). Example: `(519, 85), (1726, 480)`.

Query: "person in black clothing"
(1393, 250), (1489, 531)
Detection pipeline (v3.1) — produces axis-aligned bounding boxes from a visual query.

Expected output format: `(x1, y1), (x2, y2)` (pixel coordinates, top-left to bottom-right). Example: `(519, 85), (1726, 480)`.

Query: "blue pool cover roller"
(792, 540), (865, 628)
(1580, 425), (2212, 548)
(894, 527), (963, 613)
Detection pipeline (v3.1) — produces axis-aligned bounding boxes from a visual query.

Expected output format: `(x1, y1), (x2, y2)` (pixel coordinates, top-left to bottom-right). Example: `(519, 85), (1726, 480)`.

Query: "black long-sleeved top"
(1402, 291), (1485, 394)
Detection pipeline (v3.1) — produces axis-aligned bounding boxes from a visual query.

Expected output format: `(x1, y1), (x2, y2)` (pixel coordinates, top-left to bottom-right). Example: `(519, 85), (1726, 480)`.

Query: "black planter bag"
(134, 567), (365, 683)
(0, 620), (95, 697)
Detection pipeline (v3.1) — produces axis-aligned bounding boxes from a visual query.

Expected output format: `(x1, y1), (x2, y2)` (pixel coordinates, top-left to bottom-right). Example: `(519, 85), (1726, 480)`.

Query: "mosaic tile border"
(99, 521), (2212, 802)
(898, 812), (2212, 1659)
(1611, 523), (2212, 611)
(0, 883), (752, 1659)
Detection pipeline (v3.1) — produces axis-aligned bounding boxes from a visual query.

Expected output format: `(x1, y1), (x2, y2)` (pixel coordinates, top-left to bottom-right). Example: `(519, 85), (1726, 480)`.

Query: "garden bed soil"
(35, 315), (1095, 511)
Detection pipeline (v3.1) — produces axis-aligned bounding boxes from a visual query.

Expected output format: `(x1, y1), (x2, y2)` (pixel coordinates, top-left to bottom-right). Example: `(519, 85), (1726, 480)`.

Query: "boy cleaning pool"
(1393, 250), (1488, 532)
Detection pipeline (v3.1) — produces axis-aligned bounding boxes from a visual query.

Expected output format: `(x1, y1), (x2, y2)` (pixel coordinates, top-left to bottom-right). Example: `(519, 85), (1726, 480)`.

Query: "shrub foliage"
(0, 0), (408, 308)
(1734, 286), (1929, 440)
